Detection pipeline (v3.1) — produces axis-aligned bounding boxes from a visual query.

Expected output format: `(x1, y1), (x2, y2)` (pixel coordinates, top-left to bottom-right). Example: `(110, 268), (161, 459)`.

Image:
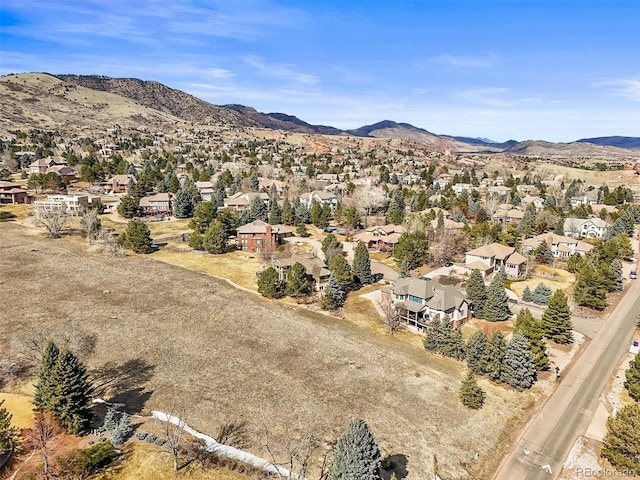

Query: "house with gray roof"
(465, 242), (527, 278)
(381, 277), (470, 330)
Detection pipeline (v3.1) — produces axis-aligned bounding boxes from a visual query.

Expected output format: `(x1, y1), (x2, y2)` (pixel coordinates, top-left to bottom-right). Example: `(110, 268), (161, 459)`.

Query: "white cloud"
(432, 53), (497, 68)
(243, 57), (318, 85)
(454, 87), (514, 107)
(593, 76), (640, 102)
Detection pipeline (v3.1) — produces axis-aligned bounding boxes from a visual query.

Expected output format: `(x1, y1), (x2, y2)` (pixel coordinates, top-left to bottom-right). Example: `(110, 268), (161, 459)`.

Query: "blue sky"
(1, 0), (639, 142)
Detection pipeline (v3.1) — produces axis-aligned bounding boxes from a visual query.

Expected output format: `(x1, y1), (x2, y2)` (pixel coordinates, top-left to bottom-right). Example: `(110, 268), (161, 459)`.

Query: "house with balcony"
(139, 192), (173, 216)
(381, 277), (471, 330)
(353, 224), (406, 252)
(0, 181), (30, 204)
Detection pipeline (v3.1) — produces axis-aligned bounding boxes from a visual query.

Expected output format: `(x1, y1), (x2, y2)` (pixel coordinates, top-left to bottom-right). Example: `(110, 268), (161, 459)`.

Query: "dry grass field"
(93, 443), (252, 480)
(0, 222), (535, 479)
(507, 265), (575, 298)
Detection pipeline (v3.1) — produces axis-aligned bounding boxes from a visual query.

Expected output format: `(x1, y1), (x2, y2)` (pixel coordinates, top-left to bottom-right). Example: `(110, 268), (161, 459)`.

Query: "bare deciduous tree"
(381, 296), (403, 334)
(98, 229), (125, 256)
(484, 193), (501, 219)
(25, 412), (61, 480)
(260, 414), (330, 480)
(35, 205), (70, 238)
(81, 208), (100, 243)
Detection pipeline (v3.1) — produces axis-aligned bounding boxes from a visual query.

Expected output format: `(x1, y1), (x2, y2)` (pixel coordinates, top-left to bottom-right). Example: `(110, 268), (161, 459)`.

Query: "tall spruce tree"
(35, 347), (93, 434)
(483, 275), (510, 322)
(285, 262), (311, 297)
(574, 264), (607, 310)
(540, 289), (573, 344)
(442, 327), (466, 361)
(321, 273), (346, 310)
(249, 196), (268, 222)
(501, 333), (537, 391)
(459, 370), (485, 409)
(466, 269), (487, 318)
(532, 283), (552, 305)
(611, 259), (624, 292)
(482, 331), (507, 382)
(189, 201), (216, 234)
(173, 188), (195, 218)
(522, 286), (533, 303)
(33, 342), (60, 411)
(330, 254), (354, 292)
(328, 419), (382, 480)
(465, 330), (488, 375)
(352, 241), (373, 286)
(514, 308), (550, 371)
(281, 198), (294, 225)
(202, 221), (228, 254)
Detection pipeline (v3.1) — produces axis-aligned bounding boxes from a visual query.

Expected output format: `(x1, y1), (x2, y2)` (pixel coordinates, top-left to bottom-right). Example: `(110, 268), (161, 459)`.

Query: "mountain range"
(1, 73), (639, 157)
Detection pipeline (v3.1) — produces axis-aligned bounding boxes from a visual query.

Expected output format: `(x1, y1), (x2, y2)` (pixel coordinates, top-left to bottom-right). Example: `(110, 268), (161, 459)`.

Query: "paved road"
(493, 278), (640, 480)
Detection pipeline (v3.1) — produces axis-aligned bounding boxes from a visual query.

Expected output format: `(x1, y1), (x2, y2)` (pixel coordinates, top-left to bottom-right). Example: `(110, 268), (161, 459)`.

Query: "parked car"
(631, 271), (637, 280)
(444, 261), (453, 267)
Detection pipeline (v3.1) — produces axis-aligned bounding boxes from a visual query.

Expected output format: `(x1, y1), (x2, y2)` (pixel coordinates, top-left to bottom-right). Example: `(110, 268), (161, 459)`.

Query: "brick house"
(0, 181), (30, 204)
(236, 220), (294, 253)
(271, 251), (330, 291)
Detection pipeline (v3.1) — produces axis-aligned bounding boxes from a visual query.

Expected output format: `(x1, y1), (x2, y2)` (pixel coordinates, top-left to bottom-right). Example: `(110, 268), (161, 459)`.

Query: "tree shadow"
(89, 358), (155, 414)
(381, 454), (409, 480)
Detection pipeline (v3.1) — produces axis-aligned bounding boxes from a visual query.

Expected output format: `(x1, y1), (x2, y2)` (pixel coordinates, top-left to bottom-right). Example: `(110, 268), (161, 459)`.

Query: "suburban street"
(493, 275), (640, 480)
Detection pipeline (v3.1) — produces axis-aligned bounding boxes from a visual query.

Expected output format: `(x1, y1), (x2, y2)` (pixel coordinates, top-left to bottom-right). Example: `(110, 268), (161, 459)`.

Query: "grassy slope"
(0, 222), (533, 479)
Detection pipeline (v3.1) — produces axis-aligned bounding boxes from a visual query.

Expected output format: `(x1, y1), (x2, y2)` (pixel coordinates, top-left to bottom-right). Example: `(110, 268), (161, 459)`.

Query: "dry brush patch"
(0, 223), (531, 479)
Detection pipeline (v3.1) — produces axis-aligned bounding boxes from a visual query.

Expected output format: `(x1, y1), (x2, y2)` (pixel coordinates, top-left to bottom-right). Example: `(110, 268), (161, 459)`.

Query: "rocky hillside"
(56, 74), (257, 127)
(577, 136), (640, 150)
(224, 105), (344, 135)
(0, 73), (180, 133)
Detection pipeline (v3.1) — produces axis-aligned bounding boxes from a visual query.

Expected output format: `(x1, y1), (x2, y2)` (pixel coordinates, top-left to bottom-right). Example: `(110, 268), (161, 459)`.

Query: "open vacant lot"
(0, 223), (532, 479)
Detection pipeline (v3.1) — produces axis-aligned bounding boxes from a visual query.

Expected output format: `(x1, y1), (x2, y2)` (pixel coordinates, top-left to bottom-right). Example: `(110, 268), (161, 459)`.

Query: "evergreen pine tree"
(423, 315), (444, 353)
(322, 272), (346, 310)
(616, 233), (634, 261)
(352, 241), (373, 286)
(110, 413), (132, 446)
(466, 270), (487, 318)
(294, 201), (310, 224)
(611, 259), (624, 292)
(119, 219), (153, 254)
(501, 333), (537, 391)
(540, 289), (573, 344)
(212, 181), (226, 209)
(442, 327), (466, 361)
(398, 257), (411, 278)
(285, 262), (311, 297)
(625, 353), (640, 402)
(465, 330), (488, 375)
(116, 195), (139, 218)
(281, 198), (294, 225)
(330, 254), (354, 292)
(189, 201), (217, 234)
(202, 221), (228, 254)
(522, 286), (533, 303)
(459, 370), (485, 409)
(249, 196), (268, 222)
(268, 199), (282, 225)
(483, 275), (510, 322)
(295, 223), (309, 237)
(100, 408), (117, 433)
(601, 402), (640, 471)
(482, 331), (507, 382)
(257, 267), (284, 299)
(49, 350), (93, 434)
(574, 264), (607, 310)
(250, 172), (259, 191)
(532, 283), (552, 305)
(0, 399), (18, 452)
(514, 308), (550, 371)
(173, 188), (195, 218)
(33, 341), (60, 411)
(328, 419), (382, 480)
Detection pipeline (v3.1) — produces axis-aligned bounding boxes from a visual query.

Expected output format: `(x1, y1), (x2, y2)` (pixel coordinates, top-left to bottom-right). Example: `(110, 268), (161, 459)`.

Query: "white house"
(563, 217), (610, 239)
